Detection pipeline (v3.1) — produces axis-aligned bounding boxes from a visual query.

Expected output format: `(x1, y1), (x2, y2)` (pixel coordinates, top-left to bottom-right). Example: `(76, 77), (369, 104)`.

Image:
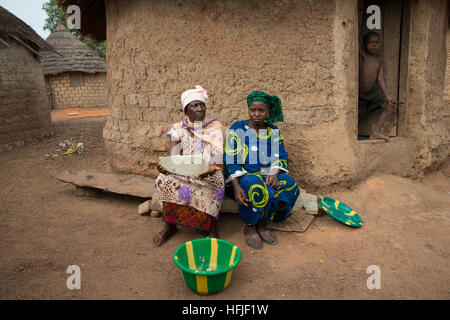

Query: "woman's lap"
(234, 172), (300, 225)
(161, 202), (214, 232)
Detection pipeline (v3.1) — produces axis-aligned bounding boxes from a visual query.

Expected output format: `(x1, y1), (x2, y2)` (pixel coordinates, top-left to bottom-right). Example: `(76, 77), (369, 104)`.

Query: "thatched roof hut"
(0, 6), (54, 54)
(41, 23), (106, 75)
(0, 6), (52, 152)
(41, 23), (107, 109)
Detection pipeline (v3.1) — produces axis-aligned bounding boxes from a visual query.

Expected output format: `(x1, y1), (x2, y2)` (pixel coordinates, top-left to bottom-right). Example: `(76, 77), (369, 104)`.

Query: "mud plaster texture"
(0, 45), (52, 153)
(442, 29), (450, 131)
(100, 0), (449, 191)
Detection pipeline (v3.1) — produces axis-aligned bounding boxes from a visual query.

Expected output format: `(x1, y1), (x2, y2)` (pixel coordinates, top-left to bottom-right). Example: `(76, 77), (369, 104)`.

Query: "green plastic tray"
(318, 196), (363, 228)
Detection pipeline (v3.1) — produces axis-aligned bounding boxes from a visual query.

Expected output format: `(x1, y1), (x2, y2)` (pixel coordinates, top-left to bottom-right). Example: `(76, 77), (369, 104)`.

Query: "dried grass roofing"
(0, 5), (55, 56)
(56, 0), (106, 41)
(41, 23), (106, 76)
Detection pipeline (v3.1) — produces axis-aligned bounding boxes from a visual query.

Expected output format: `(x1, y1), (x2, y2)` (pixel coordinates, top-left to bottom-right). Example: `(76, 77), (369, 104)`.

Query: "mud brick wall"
(103, 0), (341, 183)
(403, 0), (449, 176)
(443, 30), (450, 128)
(47, 72), (108, 109)
(0, 45), (52, 153)
(102, 0), (449, 190)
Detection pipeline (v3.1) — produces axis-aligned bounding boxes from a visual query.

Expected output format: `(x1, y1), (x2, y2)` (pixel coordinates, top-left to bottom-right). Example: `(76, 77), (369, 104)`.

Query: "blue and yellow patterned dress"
(224, 120), (300, 225)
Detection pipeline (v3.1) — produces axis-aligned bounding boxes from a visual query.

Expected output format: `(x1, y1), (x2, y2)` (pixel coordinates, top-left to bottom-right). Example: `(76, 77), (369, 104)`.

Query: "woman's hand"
(151, 160), (169, 175)
(266, 168), (280, 189)
(234, 185), (249, 207)
(231, 178), (249, 207)
(266, 174), (279, 189)
(198, 165), (223, 178)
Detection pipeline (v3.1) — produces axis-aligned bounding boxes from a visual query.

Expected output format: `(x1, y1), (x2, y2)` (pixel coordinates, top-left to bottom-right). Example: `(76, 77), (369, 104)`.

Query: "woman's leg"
(238, 173), (273, 225)
(207, 219), (219, 238)
(271, 173), (300, 223)
(153, 222), (178, 247)
(237, 173), (272, 249)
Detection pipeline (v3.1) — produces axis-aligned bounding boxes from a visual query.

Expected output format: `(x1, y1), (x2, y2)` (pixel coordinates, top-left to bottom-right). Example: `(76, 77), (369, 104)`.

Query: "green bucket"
(173, 238), (241, 295)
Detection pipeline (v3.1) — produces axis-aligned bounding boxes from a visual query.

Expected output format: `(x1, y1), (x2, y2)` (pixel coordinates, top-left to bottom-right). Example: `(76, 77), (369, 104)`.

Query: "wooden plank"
(55, 169), (155, 198)
(381, 0), (402, 137)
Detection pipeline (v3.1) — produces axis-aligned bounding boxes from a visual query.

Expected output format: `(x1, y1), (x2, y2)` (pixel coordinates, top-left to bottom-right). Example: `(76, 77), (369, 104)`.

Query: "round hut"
(41, 23), (107, 110)
(0, 6), (53, 152)
(56, 0), (449, 190)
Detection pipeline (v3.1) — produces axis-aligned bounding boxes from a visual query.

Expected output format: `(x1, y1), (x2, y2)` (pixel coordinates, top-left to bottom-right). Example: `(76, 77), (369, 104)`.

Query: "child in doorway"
(359, 31), (395, 142)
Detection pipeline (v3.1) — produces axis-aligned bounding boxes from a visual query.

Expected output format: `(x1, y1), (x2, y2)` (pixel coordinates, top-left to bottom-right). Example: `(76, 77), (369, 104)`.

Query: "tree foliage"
(42, 0), (66, 33)
(42, 0), (106, 59)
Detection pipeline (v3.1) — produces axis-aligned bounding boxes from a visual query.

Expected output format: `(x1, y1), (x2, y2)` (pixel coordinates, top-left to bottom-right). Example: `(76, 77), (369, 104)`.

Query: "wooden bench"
(55, 169), (319, 219)
(142, 188), (318, 217)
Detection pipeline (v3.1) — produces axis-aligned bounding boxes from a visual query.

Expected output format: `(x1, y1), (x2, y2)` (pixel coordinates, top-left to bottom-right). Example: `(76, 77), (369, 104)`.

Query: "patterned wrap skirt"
(161, 202), (214, 232)
(226, 172), (300, 225)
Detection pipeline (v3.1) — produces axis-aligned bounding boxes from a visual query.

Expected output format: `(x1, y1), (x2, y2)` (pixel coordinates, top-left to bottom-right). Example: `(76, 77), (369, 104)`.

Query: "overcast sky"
(1, 0), (50, 39)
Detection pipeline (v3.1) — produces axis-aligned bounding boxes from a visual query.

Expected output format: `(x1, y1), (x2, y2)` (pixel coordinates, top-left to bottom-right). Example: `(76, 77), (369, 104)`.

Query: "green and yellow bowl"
(173, 238), (241, 295)
(318, 196), (363, 228)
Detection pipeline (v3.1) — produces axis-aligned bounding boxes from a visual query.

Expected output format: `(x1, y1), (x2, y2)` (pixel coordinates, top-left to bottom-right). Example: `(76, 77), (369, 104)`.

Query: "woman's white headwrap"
(181, 85), (208, 111)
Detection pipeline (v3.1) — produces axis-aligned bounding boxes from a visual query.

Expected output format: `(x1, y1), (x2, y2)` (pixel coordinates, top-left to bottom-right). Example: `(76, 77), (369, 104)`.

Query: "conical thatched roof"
(0, 5), (55, 56)
(41, 23), (106, 76)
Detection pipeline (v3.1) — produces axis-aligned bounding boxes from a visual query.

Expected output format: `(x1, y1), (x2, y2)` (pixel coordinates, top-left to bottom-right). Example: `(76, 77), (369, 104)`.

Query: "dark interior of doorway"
(357, 0), (406, 140)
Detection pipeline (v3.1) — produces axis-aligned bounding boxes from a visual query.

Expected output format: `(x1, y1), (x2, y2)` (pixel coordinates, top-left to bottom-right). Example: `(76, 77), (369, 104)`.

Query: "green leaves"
(42, 0), (65, 33)
(42, 0), (106, 59)
(80, 36), (106, 59)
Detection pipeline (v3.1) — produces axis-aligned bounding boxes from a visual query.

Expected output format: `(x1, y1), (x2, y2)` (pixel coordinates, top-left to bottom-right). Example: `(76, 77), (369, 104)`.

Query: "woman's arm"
(266, 169), (279, 189)
(224, 124), (248, 183)
(231, 177), (249, 207)
(198, 164), (223, 178)
(169, 140), (182, 156)
(153, 141), (182, 175)
(269, 130), (289, 173)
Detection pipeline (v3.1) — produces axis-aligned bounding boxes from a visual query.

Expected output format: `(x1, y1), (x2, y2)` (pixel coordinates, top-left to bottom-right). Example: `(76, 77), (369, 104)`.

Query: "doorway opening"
(357, 0), (409, 140)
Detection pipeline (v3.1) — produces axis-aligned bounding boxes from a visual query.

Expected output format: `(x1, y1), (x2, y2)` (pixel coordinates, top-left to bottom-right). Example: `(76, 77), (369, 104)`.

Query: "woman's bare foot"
(153, 223), (178, 247)
(370, 133), (391, 142)
(244, 225), (263, 249)
(207, 220), (219, 238)
(257, 221), (278, 245)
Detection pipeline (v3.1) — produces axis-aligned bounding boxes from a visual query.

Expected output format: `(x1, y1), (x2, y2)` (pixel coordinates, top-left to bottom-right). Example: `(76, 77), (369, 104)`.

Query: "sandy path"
(51, 108), (110, 122)
(0, 116), (449, 299)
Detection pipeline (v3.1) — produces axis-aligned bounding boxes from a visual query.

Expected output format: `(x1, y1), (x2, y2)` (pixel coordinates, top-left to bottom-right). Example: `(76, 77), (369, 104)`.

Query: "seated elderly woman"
(224, 91), (300, 249)
(153, 85), (225, 247)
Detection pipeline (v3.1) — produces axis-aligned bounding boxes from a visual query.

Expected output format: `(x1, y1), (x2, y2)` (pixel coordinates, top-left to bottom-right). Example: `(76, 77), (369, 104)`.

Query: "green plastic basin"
(173, 238), (241, 295)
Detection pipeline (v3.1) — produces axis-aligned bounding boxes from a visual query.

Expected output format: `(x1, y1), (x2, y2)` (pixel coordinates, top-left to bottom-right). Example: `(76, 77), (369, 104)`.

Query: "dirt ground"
(50, 107), (110, 122)
(0, 115), (449, 300)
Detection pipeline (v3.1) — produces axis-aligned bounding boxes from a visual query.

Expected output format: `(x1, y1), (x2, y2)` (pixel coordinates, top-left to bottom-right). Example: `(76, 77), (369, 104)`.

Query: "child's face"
(365, 35), (380, 54)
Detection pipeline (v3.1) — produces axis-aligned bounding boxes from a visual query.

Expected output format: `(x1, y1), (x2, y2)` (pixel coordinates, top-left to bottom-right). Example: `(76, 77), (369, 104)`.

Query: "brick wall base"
(47, 72), (108, 109)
